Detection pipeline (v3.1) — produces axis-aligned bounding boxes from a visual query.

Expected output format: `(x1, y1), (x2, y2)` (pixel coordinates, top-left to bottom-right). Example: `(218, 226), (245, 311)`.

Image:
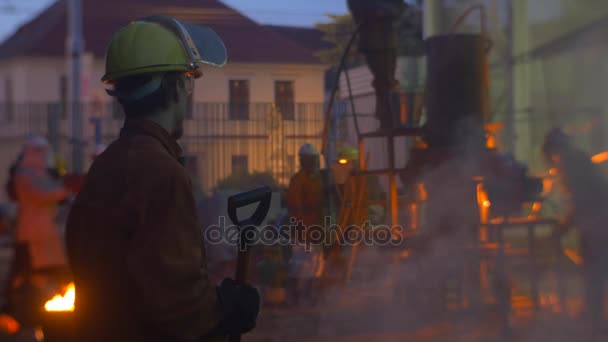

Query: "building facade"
(0, 0), (328, 198)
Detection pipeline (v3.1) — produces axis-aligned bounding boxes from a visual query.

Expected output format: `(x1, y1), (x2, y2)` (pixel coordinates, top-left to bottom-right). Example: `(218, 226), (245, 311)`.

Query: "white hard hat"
(298, 143), (318, 156)
(21, 136), (52, 169)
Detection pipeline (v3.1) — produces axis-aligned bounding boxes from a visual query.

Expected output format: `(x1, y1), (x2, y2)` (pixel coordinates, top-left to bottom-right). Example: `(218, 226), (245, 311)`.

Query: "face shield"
(138, 15), (227, 73)
(104, 16), (226, 101)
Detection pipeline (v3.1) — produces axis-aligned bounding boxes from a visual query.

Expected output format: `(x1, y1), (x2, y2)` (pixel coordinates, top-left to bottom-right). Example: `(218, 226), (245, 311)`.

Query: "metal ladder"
(339, 92), (424, 283)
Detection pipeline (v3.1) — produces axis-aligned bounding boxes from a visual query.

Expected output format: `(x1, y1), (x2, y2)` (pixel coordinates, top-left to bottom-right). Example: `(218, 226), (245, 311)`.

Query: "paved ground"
(0, 235), (604, 341)
(243, 242), (603, 342)
(245, 298), (603, 341)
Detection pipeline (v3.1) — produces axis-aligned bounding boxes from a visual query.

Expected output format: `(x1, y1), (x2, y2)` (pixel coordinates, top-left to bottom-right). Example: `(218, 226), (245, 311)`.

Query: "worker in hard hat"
(3, 137), (70, 311)
(15, 137), (69, 270)
(333, 146), (385, 229)
(285, 143), (325, 306)
(347, 0), (408, 130)
(542, 128), (608, 336)
(65, 16), (258, 342)
(322, 146), (385, 289)
(333, 147), (368, 227)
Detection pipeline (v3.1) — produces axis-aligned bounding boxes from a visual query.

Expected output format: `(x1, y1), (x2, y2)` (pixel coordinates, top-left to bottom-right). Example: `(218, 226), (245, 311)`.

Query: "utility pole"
(423, 0), (443, 38)
(504, 0), (515, 153)
(68, 0), (83, 173)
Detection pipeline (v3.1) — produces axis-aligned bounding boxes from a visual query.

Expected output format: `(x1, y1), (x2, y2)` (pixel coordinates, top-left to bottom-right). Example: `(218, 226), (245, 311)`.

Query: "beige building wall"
(0, 56), (327, 198)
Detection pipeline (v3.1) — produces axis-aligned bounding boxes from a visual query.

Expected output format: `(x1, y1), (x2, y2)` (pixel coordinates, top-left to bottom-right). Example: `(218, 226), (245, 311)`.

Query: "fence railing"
(0, 102), (335, 193)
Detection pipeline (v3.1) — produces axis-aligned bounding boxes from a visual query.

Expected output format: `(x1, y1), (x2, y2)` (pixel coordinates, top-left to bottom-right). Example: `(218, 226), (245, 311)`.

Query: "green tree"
(314, 14), (364, 67)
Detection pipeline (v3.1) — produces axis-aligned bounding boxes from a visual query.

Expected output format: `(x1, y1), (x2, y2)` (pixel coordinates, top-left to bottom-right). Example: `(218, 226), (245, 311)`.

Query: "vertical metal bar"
(423, 0), (443, 39)
(504, 0), (515, 153)
(496, 223), (511, 336)
(358, 137), (365, 171)
(554, 222), (566, 314)
(68, 0), (84, 173)
(388, 135), (398, 238)
(528, 224), (539, 312)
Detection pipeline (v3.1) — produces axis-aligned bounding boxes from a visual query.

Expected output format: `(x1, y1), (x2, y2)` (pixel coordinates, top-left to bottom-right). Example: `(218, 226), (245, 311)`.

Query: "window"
(5, 78), (14, 122)
(275, 81), (295, 120)
(60, 75), (68, 119)
(232, 155), (248, 175)
(229, 80), (249, 120)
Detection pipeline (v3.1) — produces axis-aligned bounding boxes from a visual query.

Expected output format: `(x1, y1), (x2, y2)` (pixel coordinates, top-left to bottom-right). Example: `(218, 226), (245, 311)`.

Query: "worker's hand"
(216, 278), (260, 335)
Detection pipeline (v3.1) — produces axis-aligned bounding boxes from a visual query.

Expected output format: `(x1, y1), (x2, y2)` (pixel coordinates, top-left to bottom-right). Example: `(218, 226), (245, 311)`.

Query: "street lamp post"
(68, 0), (83, 173)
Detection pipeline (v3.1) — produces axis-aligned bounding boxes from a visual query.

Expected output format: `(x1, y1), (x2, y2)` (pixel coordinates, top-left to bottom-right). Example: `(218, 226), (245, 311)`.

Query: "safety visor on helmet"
(140, 15), (227, 72)
(104, 16), (227, 101)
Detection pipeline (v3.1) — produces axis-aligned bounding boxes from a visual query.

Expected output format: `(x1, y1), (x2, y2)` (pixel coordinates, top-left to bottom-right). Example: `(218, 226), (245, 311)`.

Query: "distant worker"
(333, 147), (367, 227)
(323, 146), (385, 288)
(332, 146), (385, 231)
(543, 128), (608, 337)
(286, 143), (325, 305)
(65, 16), (258, 342)
(11, 137), (70, 290)
(347, 0), (408, 129)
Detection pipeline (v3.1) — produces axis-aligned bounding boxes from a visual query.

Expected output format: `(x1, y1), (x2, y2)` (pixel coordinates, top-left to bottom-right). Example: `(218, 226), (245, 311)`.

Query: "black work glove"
(216, 278), (260, 335)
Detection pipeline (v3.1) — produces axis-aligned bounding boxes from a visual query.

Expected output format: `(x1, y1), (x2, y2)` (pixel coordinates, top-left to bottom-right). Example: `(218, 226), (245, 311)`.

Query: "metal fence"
(0, 102), (333, 194)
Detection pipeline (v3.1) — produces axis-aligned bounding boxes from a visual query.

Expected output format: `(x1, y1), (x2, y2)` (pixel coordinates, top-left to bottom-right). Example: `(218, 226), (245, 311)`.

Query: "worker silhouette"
(543, 128), (608, 337)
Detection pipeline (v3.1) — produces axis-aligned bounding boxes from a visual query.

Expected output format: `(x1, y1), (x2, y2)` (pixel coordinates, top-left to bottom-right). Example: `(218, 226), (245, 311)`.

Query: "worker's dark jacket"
(65, 119), (222, 342)
(558, 147), (608, 261)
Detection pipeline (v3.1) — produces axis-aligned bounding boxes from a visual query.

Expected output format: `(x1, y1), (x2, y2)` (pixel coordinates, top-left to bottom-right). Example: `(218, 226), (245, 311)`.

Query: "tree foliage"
(314, 14), (364, 67)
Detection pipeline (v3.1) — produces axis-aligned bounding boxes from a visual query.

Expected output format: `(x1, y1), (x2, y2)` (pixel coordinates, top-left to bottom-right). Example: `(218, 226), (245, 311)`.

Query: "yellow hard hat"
(102, 16), (227, 84)
(337, 147), (359, 163)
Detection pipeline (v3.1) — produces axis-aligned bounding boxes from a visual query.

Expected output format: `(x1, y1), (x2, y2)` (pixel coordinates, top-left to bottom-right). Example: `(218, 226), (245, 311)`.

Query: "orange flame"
(0, 314), (19, 335)
(563, 249), (583, 266)
(44, 283), (75, 312)
(476, 183), (490, 242)
(591, 151), (608, 164)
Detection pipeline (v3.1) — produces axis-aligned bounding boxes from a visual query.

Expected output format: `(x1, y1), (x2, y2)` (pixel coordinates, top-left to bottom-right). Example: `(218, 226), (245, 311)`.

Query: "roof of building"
(264, 25), (332, 53)
(0, 0), (322, 64)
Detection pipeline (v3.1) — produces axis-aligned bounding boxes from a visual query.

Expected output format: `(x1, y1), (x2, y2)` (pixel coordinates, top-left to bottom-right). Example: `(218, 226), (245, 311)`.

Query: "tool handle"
(235, 247), (251, 284)
(226, 187), (272, 342)
(227, 186), (272, 230)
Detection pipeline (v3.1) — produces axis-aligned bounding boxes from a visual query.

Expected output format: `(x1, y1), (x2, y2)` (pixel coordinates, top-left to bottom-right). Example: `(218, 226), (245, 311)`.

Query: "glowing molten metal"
(44, 283), (75, 312)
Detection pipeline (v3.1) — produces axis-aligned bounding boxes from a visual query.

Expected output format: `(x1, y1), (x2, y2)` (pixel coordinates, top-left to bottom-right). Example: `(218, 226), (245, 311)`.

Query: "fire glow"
(591, 151), (608, 164)
(44, 283), (75, 312)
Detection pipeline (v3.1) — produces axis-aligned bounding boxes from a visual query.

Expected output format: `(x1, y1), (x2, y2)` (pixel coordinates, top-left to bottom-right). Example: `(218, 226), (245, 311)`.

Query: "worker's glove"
(216, 278), (260, 335)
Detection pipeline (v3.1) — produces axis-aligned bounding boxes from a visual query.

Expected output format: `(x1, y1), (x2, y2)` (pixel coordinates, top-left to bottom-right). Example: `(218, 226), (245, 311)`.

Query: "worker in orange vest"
(285, 143), (325, 305)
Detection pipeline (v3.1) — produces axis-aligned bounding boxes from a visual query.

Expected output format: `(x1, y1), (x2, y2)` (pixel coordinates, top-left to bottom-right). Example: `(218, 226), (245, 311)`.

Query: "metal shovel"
(226, 186), (272, 342)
